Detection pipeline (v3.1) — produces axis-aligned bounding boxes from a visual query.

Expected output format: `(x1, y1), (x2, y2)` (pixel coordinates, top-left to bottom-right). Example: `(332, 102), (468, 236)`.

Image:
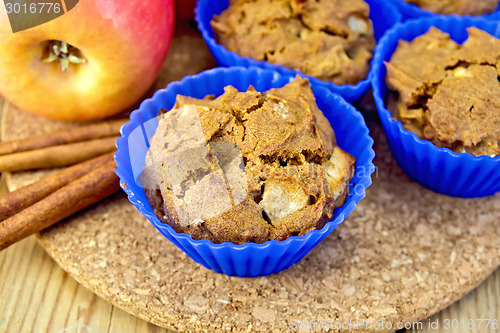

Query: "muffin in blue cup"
(372, 16), (500, 198)
(194, 0), (401, 103)
(115, 67), (375, 277)
(387, 0), (500, 20)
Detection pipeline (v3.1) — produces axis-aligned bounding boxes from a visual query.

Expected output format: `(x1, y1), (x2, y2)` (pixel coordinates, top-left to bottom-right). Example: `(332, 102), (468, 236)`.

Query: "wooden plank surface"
(0, 236), (172, 333)
(0, 81), (499, 333)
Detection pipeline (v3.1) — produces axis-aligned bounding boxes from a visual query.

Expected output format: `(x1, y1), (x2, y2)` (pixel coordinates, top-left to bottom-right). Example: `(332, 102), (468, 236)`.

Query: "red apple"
(175, 0), (196, 20)
(0, 0), (175, 121)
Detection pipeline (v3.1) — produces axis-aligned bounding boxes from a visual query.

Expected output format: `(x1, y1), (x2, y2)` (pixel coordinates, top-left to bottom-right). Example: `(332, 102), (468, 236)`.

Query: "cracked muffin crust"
(385, 27), (500, 157)
(211, 0), (376, 85)
(402, 0), (498, 16)
(143, 77), (356, 244)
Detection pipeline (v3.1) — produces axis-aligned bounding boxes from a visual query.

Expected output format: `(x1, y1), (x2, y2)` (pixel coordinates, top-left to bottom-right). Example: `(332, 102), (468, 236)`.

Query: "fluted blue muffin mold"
(194, 0), (402, 103)
(115, 67), (375, 277)
(371, 16), (500, 198)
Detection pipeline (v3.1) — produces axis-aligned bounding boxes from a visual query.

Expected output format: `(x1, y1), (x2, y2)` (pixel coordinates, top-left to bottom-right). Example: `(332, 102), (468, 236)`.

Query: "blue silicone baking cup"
(194, 0), (402, 103)
(372, 16), (500, 198)
(115, 67), (375, 277)
(387, 0), (500, 21)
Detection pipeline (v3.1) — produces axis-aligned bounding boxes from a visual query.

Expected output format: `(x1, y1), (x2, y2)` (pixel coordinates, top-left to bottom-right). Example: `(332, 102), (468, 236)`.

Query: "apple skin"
(0, 0), (175, 121)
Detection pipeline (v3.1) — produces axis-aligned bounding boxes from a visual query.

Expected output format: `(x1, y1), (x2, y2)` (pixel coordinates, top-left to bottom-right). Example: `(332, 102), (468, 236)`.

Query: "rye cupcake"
(372, 16), (500, 198)
(195, 0), (401, 102)
(387, 0), (500, 20)
(115, 67), (375, 277)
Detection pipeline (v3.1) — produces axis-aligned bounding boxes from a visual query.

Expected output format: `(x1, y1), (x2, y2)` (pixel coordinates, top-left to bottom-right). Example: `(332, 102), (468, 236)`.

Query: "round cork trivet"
(3, 23), (500, 333)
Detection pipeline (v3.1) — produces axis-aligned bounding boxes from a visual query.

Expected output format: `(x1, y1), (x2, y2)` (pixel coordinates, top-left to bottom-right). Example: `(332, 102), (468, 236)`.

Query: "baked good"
(403, 0), (498, 16)
(143, 77), (356, 244)
(211, 0), (376, 85)
(385, 27), (500, 157)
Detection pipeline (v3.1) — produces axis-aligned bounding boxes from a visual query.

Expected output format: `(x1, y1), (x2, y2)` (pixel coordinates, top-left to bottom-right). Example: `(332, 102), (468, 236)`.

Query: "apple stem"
(42, 40), (86, 72)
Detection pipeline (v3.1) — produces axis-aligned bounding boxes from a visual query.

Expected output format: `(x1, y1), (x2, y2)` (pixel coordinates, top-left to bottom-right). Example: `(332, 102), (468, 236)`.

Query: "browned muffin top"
(385, 27), (500, 157)
(211, 0), (376, 85)
(404, 0), (498, 16)
(143, 77), (356, 244)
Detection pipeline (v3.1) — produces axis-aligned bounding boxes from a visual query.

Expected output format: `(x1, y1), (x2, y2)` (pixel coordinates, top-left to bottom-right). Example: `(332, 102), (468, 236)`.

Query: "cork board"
(2, 22), (500, 333)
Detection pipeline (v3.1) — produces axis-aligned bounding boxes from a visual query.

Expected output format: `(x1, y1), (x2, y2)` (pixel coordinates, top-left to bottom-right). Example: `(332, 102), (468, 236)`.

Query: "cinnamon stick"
(0, 160), (120, 251)
(0, 136), (118, 172)
(0, 152), (114, 220)
(0, 119), (126, 155)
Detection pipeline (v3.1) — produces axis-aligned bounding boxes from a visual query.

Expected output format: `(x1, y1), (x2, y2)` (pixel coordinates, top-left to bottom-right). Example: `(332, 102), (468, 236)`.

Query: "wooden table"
(0, 98), (499, 333)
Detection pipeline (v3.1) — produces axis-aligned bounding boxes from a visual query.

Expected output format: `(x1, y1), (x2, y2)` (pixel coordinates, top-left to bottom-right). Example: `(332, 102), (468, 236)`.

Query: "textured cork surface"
(2, 22), (500, 333)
